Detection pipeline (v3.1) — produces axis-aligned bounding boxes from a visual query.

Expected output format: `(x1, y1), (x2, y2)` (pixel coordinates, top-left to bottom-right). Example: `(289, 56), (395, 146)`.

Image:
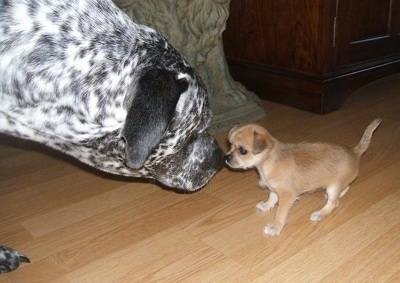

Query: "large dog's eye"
(239, 146), (248, 155)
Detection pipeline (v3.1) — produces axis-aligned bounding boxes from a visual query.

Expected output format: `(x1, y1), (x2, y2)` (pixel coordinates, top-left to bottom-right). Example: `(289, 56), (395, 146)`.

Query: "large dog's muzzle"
(147, 132), (224, 191)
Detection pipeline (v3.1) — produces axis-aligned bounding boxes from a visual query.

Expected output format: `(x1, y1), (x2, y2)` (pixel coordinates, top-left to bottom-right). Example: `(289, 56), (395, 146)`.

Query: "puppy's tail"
(353, 118), (382, 156)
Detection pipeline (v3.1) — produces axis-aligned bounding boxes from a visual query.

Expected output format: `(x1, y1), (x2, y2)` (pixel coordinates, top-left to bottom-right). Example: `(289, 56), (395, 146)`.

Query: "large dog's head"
(0, 0), (224, 192)
(121, 66), (224, 191)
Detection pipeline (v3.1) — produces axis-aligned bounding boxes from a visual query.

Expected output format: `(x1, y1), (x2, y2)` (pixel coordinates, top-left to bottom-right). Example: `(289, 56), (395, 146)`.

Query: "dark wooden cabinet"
(223, 0), (400, 113)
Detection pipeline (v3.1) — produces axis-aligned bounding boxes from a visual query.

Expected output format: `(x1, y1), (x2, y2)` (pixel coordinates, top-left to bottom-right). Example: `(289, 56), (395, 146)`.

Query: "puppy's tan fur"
(225, 119), (382, 236)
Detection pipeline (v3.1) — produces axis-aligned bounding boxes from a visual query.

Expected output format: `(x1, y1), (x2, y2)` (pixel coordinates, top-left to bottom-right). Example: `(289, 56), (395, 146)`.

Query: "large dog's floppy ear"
(122, 68), (189, 169)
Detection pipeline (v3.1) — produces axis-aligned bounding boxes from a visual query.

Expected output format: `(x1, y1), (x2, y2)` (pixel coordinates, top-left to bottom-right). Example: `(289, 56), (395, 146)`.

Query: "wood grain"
(0, 73), (399, 282)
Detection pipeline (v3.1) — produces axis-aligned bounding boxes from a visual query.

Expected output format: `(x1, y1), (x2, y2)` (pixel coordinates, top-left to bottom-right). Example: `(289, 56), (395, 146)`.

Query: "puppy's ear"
(253, 131), (273, 154)
(122, 68), (189, 169)
(228, 124), (240, 141)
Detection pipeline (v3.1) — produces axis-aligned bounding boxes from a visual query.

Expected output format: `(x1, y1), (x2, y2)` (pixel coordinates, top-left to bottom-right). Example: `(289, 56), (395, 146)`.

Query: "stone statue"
(114, 0), (266, 133)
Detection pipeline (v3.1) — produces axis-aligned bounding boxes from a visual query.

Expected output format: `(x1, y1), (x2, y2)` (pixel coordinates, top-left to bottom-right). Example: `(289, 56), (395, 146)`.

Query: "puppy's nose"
(225, 154), (232, 163)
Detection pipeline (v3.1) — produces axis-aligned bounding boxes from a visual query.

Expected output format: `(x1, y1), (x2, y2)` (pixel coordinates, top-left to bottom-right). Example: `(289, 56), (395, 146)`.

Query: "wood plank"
(252, 195), (400, 281)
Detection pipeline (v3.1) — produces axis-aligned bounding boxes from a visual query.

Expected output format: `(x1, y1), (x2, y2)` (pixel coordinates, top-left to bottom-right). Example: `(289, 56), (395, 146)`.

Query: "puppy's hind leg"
(310, 185), (347, 222)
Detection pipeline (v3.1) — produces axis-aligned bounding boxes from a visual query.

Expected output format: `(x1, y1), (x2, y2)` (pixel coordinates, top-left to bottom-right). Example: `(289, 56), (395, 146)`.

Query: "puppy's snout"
(225, 154), (232, 163)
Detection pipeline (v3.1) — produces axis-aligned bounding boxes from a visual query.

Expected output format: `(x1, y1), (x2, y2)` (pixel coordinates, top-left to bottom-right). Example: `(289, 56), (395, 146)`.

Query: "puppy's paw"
(258, 180), (267, 188)
(263, 224), (281, 236)
(256, 201), (275, 212)
(310, 211), (324, 222)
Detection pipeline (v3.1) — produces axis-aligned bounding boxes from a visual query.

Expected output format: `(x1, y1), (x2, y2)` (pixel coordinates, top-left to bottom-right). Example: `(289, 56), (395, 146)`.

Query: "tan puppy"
(225, 119), (382, 236)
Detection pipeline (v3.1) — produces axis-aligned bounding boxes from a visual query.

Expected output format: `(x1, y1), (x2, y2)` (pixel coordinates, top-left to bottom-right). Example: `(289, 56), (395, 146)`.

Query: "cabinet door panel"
(350, 1), (390, 39)
(336, 0), (400, 66)
(223, 0), (333, 74)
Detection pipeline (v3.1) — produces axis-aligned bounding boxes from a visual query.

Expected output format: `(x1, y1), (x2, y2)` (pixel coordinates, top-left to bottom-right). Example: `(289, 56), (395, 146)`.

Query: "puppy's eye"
(239, 147), (248, 155)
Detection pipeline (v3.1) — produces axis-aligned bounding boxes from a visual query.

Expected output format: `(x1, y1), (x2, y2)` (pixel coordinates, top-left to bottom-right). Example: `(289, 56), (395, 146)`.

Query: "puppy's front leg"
(264, 191), (296, 236)
(257, 191), (278, 212)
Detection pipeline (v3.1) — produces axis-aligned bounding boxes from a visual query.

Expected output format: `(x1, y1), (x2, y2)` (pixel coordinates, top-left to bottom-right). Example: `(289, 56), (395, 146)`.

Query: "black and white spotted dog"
(0, 245), (30, 274)
(0, 0), (224, 191)
(0, 0), (225, 272)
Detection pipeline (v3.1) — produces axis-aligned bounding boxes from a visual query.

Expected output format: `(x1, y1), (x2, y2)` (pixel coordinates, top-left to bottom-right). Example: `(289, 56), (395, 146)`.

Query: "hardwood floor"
(1, 74), (399, 282)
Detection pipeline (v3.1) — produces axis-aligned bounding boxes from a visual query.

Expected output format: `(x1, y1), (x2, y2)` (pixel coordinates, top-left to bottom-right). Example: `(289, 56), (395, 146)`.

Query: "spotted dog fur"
(0, 0), (224, 191)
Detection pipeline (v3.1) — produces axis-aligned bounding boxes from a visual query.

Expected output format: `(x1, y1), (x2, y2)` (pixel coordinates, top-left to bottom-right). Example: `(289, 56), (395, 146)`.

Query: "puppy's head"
(225, 124), (274, 169)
